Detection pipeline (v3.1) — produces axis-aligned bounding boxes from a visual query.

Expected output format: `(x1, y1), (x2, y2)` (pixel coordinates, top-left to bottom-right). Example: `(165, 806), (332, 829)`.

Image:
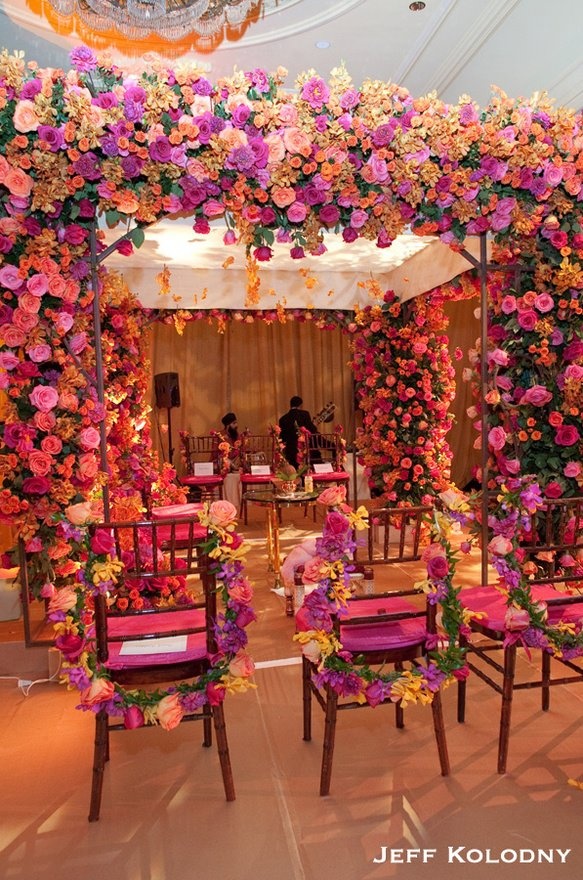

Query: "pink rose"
(206, 682), (226, 706)
(534, 293), (554, 313)
(156, 693), (184, 730)
(90, 529), (115, 556)
(228, 651), (255, 678)
(286, 202), (308, 223)
(517, 310), (537, 331)
(520, 385), (552, 406)
(27, 344), (52, 363)
(55, 632), (85, 661)
(78, 426), (101, 450)
(302, 556), (325, 585)
(29, 385), (59, 412)
(26, 273), (49, 296)
(323, 510), (351, 538)
(488, 426), (507, 451)
(317, 485), (347, 508)
(427, 555), (449, 580)
(123, 705), (145, 729)
(555, 425), (580, 446)
(504, 606), (531, 632)
(80, 677), (115, 707)
(544, 481), (563, 498)
(488, 535), (513, 556)
(33, 411), (56, 432)
(564, 462), (581, 478)
(208, 500), (237, 527)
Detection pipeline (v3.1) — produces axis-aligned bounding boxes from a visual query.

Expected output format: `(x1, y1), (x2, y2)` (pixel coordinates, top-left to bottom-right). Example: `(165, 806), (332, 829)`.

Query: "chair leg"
(457, 633), (468, 723)
(430, 690), (450, 776)
(88, 709), (109, 822)
(212, 702), (236, 802)
(395, 662), (404, 728)
(541, 651), (551, 711)
(302, 656), (313, 742)
(202, 702), (212, 747)
(497, 643), (517, 774)
(320, 685), (338, 796)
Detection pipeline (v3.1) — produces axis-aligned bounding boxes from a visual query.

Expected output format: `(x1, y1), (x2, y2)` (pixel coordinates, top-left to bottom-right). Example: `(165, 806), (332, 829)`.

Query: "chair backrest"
(181, 434), (220, 475)
(90, 517), (216, 669)
(306, 432), (344, 471)
(355, 505), (433, 565)
(520, 496), (583, 586)
(239, 434), (276, 473)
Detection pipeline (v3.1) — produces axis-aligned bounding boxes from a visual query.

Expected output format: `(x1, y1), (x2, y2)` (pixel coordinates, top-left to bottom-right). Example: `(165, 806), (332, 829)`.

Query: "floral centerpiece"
(273, 460), (307, 495)
(49, 499), (256, 728)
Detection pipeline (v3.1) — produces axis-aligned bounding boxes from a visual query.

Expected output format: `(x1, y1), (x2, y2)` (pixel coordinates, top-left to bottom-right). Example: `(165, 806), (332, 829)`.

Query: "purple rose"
(253, 246), (273, 262)
(37, 125), (64, 152)
(555, 425), (580, 446)
(70, 46), (98, 72)
(319, 205), (340, 226)
(427, 555), (449, 580)
(149, 136), (172, 163)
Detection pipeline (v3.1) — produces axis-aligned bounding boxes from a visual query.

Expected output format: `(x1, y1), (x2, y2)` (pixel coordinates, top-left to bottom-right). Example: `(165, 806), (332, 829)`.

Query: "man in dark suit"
(278, 396), (319, 468)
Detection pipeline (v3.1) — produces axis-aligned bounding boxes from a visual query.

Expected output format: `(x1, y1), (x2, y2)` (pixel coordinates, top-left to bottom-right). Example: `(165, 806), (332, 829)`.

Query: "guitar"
(313, 401), (336, 425)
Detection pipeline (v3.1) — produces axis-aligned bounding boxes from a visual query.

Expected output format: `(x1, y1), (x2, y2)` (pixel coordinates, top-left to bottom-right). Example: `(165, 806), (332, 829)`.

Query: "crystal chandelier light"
(46, 0), (264, 43)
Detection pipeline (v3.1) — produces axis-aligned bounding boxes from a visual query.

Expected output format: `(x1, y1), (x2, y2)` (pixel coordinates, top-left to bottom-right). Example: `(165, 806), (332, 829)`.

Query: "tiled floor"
(2, 507), (583, 879)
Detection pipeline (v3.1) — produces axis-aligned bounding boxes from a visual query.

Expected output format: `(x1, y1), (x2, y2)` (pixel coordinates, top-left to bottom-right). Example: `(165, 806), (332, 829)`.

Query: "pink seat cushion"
(180, 475), (223, 486)
(151, 503), (203, 519)
(340, 597), (426, 652)
(105, 609), (208, 669)
(313, 471), (350, 483)
(241, 474), (273, 484)
(461, 584), (582, 631)
(156, 522), (207, 544)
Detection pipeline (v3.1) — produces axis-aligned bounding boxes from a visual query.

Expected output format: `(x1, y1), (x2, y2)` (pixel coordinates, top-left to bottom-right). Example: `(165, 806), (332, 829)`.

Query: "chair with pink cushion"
(179, 434), (224, 503)
(239, 433), (278, 524)
(151, 502), (206, 548)
(299, 504), (449, 796)
(305, 431), (350, 503)
(88, 515), (235, 821)
(457, 495), (583, 773)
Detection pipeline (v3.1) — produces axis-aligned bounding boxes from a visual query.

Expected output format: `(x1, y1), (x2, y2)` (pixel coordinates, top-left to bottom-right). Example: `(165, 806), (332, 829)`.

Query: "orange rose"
(271, 185), (296, 208)
(48, 587), (78, 614)
(65, 500), (94, 525)
(488, 535), (513, 556)
(4, 167), (34, 198)
(227, 577), (254, 603)
(80, 678), (115, 707)
(156, 693), (184, 730)
(282, 127), (312, 157)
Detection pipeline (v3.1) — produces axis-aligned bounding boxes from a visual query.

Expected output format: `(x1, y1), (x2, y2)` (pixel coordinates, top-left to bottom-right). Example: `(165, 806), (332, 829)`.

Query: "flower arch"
(0, 46), (582, 706)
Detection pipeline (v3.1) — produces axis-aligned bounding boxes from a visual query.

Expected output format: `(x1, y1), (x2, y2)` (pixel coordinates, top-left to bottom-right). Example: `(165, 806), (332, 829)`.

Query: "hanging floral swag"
(49, 500), (256, 729)
(294, 484), (474, 704)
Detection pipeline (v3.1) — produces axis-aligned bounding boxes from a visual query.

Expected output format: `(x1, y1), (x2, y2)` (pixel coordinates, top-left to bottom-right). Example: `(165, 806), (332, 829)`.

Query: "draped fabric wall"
(148, 319), (356, 474)
(148, 298), (480, 488)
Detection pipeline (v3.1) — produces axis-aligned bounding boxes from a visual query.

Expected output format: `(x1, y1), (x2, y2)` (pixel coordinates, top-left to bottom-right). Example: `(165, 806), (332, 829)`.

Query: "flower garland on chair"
(49, 500), (256, 729)
(294, 485), (472, 704)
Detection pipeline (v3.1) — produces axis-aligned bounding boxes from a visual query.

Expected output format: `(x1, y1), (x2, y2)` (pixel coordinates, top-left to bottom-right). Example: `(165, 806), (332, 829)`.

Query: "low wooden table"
(243, 489), (318, 615)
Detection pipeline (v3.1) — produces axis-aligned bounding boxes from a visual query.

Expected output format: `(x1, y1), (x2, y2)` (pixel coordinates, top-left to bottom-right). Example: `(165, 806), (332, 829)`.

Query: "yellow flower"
(346, 505), (369, 531)
(218, 674), (258, 694)
(390, 671), (434, 706)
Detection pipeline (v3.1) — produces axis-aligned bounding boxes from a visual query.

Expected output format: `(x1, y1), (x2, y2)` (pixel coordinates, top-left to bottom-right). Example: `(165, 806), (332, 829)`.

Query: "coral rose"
(65, 501), (94, 525)
(29, 385), (59, 412)
(302, 556), (326, 585)
(156, 693), (184, 730)
(80, 677), (115, 707)
(317, 485), (347, 508)
(488, 535), (513, 556)
(208, 500), (237, 527)
(228, 651), (255, 678)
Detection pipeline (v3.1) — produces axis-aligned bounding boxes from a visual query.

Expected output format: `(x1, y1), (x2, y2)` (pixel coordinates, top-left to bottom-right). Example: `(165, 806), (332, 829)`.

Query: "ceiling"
(1, 0), (582, 110)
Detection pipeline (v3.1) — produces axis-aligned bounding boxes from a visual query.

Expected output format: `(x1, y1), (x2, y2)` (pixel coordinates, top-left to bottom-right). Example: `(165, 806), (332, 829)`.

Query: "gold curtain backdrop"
(148, 318), (356, 471)
(148, 297), (480, 489)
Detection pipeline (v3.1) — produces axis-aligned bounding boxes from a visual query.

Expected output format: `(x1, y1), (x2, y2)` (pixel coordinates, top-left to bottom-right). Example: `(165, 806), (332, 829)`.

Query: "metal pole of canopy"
(89, 223), (110, 520)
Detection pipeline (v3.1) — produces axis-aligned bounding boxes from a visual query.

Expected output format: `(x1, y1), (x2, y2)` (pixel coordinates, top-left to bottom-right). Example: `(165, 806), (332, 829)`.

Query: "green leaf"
(128, 227), (146, 249)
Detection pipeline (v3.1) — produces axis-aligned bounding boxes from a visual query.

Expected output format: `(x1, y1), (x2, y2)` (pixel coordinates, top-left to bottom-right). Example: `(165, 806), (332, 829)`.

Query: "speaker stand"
(167, 406), (175, 465)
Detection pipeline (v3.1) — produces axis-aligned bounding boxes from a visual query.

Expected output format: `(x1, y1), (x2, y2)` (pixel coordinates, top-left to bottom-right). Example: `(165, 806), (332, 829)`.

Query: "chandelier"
(46, 0), (265, 44)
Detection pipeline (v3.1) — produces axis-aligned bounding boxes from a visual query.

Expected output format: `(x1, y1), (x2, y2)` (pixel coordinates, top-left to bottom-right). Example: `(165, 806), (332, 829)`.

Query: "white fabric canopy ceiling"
(103, 218), (487, 311)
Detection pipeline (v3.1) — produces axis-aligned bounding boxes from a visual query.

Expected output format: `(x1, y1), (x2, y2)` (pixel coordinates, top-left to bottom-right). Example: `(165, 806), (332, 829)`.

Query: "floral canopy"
(0, 44), (581, 582)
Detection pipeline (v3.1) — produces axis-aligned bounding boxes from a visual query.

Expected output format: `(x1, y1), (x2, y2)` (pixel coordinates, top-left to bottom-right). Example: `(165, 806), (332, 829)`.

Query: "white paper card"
(251, 465), (271, 475)
(194, 462), (214, 476)
(313, 463), (334, 473)
(120, 635), (188, 655)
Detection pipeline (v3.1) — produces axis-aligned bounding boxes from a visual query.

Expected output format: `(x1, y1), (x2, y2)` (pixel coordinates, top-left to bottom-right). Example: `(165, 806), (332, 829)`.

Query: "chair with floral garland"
(179, 433), (225, 503)
(87, 515), (235, 821)
(297, 504), (449, 796)
(457, 494), (583, 773)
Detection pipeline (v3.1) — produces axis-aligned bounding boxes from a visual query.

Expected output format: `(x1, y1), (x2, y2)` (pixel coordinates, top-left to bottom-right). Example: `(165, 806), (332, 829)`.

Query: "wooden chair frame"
(180, 434), (224, 502)
(300, 504), (449, 795)
(457, 495), (583, 773)
(239, 433), (278, 524)
(88, 516), (235, 821)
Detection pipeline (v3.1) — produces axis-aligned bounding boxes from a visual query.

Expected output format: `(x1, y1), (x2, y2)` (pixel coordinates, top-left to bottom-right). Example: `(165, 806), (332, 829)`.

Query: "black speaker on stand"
(154, 373), (181, 465)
